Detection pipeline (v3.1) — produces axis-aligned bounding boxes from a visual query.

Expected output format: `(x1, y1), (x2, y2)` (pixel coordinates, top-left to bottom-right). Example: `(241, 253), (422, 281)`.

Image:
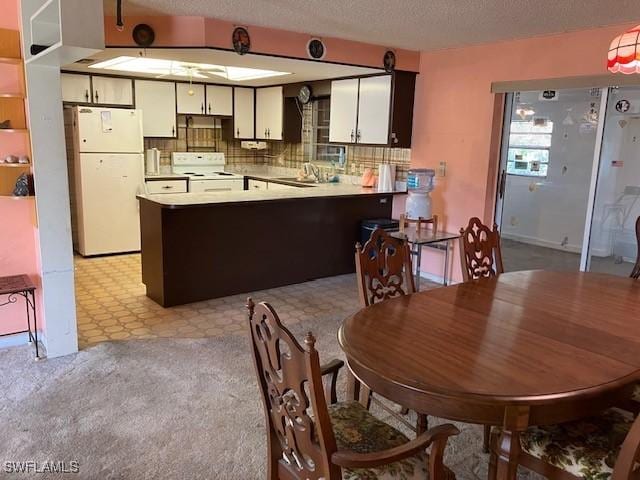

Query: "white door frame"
(579, 88), (609, 271)
(494, 88), (610, 273)
(493, 93), (514, 229)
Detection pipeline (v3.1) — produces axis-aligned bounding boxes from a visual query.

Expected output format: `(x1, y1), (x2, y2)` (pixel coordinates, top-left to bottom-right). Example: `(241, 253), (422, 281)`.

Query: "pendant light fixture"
(608, 24), (640, 74)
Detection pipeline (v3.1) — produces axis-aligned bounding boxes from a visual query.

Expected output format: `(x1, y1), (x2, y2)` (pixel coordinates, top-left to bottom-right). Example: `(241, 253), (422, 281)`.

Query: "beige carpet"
(0, 309), (540, 480)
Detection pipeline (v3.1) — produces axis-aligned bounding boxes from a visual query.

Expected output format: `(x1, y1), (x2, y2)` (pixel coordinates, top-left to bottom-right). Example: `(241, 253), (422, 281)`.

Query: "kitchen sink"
(274, 177), (318, 186)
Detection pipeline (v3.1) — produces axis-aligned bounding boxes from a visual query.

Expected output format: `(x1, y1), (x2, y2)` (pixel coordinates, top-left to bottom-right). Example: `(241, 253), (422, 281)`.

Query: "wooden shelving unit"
(0, 28), (32, 199)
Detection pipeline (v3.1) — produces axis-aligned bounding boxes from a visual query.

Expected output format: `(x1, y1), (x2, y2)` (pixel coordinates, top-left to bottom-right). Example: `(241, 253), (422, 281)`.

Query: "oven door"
(189, 178), (244, 193)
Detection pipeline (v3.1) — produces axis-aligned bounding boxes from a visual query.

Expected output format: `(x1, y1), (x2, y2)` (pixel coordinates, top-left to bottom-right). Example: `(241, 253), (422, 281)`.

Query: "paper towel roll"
(377, 164), (396, 192)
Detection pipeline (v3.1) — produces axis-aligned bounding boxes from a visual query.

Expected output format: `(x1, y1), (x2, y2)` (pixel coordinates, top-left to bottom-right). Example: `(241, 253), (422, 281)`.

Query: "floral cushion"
(520, 408), (635, 480)
(328, 401), (427, 480)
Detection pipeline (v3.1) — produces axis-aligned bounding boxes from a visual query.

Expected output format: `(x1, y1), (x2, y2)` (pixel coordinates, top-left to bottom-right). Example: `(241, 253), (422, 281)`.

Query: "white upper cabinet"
(61, 73), (92, 103)
(357, 75), (392, 145)
(256, 86), (283, 141)
(92, 76), (133, 105)
(205, 85), (233, 116)
(234, 87), (255, 139)
(176, 83), (205, 114)
(134, 80), (177, 137)
(329, 78), (359, 143)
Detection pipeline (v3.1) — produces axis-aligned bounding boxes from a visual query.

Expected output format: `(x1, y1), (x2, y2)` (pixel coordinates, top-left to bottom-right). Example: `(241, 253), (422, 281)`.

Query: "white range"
(171, 152), (244, 193)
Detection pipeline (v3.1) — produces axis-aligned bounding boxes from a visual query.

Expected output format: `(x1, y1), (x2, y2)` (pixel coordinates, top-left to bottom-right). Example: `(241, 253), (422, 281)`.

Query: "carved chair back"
(355, 227), (416, 307)
(247, 299), (340, 480)
(459, 217), (504, 282)
(631, 216), (640, 279)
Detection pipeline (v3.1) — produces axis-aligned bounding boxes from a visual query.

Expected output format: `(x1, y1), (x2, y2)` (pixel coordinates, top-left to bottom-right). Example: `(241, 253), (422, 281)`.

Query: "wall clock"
(298, 85), (313, 104)
(232, 27), (251, 55)
(132, 24), (155, 47)
(616, 99), (631, 113)
(383, 50), (396, 72)
(307, 38), (326, 60)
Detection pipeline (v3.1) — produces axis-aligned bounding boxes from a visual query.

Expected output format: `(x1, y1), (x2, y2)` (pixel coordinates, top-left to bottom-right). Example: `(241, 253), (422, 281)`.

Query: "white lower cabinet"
(267, 182), (297, 190)
(134, 80), (177, 137)
(248, 179), (267, 190)
(145, 179), (188, 194)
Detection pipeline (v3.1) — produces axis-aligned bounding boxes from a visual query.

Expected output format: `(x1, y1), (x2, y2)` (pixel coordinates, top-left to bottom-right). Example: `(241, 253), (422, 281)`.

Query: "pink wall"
(0, 0), (44, 335)
(410, 22), (637, 281)
(104, 16), (421, 72)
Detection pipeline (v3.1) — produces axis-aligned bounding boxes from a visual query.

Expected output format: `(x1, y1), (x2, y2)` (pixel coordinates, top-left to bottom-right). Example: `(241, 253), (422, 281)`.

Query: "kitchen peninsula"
(138, 184), (397, 306)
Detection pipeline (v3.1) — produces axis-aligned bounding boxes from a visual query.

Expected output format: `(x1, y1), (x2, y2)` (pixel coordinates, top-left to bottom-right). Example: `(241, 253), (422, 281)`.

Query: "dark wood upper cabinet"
(389, 71), (416, 148)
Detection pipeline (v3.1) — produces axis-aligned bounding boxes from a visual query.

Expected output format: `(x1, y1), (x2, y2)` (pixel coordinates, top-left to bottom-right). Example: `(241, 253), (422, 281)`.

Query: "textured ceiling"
(103, 0), (640, 51)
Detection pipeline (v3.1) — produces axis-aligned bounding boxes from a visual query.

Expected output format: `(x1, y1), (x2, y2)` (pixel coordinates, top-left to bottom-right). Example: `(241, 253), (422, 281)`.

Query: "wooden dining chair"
(625, 216), (640, 413)
(458, 217), (504, 452)
(247, 298), (460, 480)
(355, 227), (416, 307)
(630, 216), (640, 280)
(488, 407), (640, 480)
(399, 214), (439, 235)
(459, 217), (504, 282)
(353, 227), (431, 433)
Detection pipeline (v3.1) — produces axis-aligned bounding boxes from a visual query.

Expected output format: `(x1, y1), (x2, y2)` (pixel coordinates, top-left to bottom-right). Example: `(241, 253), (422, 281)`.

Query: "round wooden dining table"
(338, 270), (640, 480)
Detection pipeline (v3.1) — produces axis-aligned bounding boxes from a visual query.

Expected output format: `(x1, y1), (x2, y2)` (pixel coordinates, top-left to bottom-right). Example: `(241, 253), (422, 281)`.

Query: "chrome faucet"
(303, 162), (321, 183)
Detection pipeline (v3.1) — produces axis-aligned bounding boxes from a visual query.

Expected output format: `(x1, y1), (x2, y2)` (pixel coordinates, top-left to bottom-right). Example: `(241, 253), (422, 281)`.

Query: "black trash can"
(360, 218), (400, 246)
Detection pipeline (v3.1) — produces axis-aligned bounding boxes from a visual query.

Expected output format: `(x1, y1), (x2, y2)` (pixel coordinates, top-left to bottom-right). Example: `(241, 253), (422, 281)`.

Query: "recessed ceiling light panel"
(89, 56), (290, 82)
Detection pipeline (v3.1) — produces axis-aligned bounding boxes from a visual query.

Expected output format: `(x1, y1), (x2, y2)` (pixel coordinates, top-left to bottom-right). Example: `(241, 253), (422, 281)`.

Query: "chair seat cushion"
(519, 408), (634, 480)
(328, 401), (427, 480)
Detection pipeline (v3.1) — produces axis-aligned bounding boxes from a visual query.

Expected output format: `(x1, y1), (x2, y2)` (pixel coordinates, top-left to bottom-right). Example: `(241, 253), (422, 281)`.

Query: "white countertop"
(138, 182), (405, 208)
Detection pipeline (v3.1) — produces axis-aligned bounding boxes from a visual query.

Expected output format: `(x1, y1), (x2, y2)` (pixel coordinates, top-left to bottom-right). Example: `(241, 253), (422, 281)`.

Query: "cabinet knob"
(350, 130), (355, 142)
(201, 103), (204, 113)
(236, 127), (240, 136)
(172, 126), (175, 136)
(85, 90), (89, 102)
(356, 130), (361, 142)
(95, 91), (99, 102)
(208, 103), (212, 114)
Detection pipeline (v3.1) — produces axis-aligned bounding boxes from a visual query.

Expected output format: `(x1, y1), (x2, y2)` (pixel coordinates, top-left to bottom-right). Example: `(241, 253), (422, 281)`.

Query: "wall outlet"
(510, 216), (518, 226)
(438, 161), (447, 177)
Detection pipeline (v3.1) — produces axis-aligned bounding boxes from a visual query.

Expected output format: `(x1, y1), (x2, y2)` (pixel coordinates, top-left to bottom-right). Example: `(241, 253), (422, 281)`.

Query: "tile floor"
(502, 238), (636, 276)
(75, 254), (437, 348)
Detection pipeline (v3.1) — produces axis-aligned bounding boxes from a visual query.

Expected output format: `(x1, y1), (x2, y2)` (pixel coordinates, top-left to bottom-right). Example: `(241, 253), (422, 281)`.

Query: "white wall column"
(20, 0), (104, 357)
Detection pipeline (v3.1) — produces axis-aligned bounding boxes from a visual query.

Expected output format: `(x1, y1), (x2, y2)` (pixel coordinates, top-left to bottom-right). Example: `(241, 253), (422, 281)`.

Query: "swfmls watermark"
(3, 461), (80, 474)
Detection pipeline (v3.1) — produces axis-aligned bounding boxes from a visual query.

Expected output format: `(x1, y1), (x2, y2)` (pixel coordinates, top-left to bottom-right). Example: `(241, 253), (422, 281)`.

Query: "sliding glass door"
(585, 86), (640, 276)
(495, 88), (602, 272)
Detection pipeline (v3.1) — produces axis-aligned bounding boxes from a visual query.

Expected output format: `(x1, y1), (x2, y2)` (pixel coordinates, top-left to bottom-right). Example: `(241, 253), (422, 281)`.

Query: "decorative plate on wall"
(232, 27), (251, 55)
(132, 24), (155, 47)
(383, 50), (396, 72)
(307, 38), (326, 60)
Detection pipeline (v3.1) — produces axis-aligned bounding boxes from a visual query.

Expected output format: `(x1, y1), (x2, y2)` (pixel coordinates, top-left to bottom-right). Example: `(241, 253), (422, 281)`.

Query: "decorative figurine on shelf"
(13, 173), (30, 197)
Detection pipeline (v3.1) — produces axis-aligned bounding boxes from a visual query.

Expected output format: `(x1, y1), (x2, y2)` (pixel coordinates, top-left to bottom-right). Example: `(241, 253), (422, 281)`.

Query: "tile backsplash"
(144, 111), (411, 180)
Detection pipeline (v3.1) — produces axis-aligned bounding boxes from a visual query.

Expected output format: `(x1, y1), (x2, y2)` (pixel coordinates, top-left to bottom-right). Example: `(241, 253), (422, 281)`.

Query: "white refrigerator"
(72, 106), (145, 256)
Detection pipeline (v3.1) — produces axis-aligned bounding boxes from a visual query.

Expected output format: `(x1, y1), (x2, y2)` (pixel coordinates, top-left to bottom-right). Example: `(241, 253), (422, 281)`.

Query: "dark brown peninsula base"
(139, 194), (393, 307)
